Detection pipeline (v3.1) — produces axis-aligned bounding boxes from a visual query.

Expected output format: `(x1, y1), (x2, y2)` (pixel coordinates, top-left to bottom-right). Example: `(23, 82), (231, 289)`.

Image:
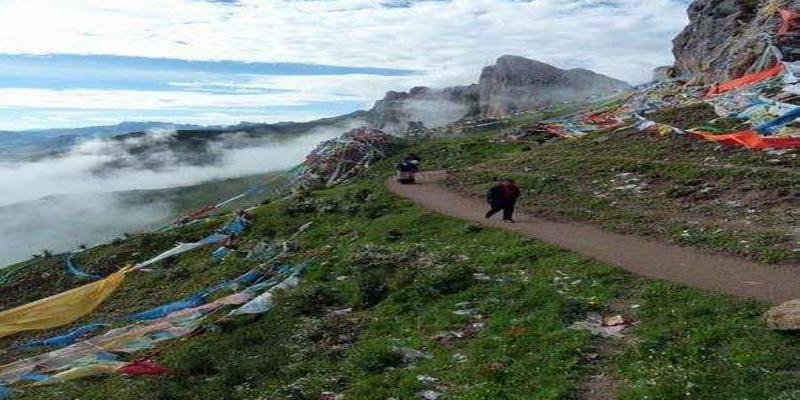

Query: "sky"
(0, 0), (691, 130)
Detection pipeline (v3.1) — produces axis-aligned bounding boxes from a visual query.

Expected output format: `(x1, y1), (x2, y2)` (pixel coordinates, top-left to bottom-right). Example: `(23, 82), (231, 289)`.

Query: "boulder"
(765, 299), (800, 330)
(652, 66), (675, 82)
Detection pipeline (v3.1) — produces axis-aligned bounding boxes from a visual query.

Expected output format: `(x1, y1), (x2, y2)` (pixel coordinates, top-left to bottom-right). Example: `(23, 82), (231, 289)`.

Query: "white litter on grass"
(569, 313), (627, 338)
(473, 273), (491, 282)
(392, 346), (432, 364)
(327, 308), (353, 317)
(417, 390), (442, 400)
(417, 375), (440, 384)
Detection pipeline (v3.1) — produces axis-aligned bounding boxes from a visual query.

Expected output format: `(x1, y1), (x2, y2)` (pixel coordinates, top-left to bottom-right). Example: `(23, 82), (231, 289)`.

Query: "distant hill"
(477, 56), (630, 117)
(0, 173), (277, 267)
(1, 112), (369, 162)
(0, 122), (204, 159)
(92, 111), (367, 171)
(111, 110), (367, 144)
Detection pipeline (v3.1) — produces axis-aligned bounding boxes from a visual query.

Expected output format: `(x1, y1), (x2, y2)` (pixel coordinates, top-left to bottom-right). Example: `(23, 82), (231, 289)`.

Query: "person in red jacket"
(485, 179), (521, 223)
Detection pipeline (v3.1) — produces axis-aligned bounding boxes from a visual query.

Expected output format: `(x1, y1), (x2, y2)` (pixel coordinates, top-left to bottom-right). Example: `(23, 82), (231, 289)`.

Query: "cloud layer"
(0, 0), (690, 129)
(0, 128), (344, 207)
(0, 0), (688, 82)
(0, 126), (353, 266)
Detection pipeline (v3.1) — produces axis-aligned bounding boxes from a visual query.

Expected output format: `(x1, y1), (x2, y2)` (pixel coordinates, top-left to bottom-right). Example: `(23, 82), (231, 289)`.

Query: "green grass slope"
(442, 104), (800, 264)
(4, 140), (800, 399)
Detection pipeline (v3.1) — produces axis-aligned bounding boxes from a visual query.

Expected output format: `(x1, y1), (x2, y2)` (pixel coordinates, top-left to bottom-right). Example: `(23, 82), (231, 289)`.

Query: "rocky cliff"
(477, 56), (629, 117)
(365, 55), (629, 130)
(652, 66), (676, 82)
(672, 0), (800, 83)
(365, 85), (479, 131)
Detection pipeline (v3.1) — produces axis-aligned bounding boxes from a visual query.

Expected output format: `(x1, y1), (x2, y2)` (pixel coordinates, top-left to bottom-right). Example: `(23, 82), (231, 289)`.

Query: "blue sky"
(0, 0), (690, 130)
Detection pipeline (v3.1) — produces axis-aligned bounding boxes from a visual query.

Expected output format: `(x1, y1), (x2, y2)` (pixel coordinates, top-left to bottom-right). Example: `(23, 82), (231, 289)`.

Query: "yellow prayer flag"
(0, 269), (127, 339)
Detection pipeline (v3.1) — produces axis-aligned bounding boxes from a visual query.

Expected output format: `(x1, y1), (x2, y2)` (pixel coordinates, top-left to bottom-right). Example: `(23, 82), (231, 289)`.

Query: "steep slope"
(0, 174), (278, 267)
(440, 103), (800, 265)
(365, 55), (629, 130)
(672, 0), (800, 83)
(5, 130), (800, 399)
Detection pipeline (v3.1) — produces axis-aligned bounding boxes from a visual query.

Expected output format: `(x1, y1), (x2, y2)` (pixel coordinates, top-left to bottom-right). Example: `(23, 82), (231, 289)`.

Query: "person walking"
(396, 159), (417, 184)
(485, 179), (521, 223)
(404, 153), (421, 172)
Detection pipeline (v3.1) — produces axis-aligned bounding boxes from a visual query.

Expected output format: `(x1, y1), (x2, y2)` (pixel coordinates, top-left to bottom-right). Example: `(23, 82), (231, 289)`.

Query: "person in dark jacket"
(485, 179), (521, 223)
(403, 153), (421, 172)
(396, 160), (417, 184)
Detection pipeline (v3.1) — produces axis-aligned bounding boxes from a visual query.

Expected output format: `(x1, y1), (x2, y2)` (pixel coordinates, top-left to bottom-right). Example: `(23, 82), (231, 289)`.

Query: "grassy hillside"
(0, 172), (288, 268)
(437, 104), (800, 264)
(4, 134), (800, 399)
(118, 172), (288, 215)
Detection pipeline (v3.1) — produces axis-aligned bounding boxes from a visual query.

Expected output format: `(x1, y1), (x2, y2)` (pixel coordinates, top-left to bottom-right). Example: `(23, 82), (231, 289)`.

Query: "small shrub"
(356, 271), (390, 308)
(424, 263), (475, 296)
(348, 340), (404, 374)
(279, 283), (343, 316)
(361, 202), (391, 219)
(284, 200), (317, 216)
(385, 229), (403, 242)
(168, 343), (219, 377)
(353, 189), (372, 202)
(257, 226), (277, 238)
(464, 223), (483, 233)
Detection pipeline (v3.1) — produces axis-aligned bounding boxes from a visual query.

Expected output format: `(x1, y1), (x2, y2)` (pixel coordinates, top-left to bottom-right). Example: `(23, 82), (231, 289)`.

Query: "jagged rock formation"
(652, 66), (676, 82)
(672, 0), (800, 83)
(365, 86), (478, 131)
(365, 55), (629, 130)
(477, 56), (629, 117)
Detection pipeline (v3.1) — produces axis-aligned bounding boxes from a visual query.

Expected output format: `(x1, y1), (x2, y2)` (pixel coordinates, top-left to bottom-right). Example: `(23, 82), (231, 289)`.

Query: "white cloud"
(0, 128), (346, 206)
(0, 0), (688, 85)
(0, 87), (356, 109)
(0, 119), (359, 266)
(170, 73), (429, 104)
(0, 73), (439, 128)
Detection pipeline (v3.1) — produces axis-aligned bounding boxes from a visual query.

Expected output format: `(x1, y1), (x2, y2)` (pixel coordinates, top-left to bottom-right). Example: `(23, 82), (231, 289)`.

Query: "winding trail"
(387, 171), (800, 304)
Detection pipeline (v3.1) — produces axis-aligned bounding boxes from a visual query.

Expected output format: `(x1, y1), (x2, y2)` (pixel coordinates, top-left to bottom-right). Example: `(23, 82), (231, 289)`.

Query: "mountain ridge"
(2, 56), (629, 158)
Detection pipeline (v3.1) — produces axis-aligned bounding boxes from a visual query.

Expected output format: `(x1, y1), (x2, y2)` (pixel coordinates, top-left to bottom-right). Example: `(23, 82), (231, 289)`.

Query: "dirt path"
(387, 171), (800, 304)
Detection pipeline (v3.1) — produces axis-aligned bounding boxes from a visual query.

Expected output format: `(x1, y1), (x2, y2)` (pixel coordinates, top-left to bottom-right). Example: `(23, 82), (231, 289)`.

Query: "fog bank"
(0, 126), (349, 267)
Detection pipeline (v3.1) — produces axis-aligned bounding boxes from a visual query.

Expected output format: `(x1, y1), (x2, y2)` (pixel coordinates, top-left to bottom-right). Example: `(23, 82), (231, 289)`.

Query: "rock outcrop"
(365, 85), (479, 131)
(365, 55), (629, 131)
(652, 66), (676, 82)
(672, 0), (800, 84)
(477, 56), (629, 117)
(765, 299), (800, 330)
